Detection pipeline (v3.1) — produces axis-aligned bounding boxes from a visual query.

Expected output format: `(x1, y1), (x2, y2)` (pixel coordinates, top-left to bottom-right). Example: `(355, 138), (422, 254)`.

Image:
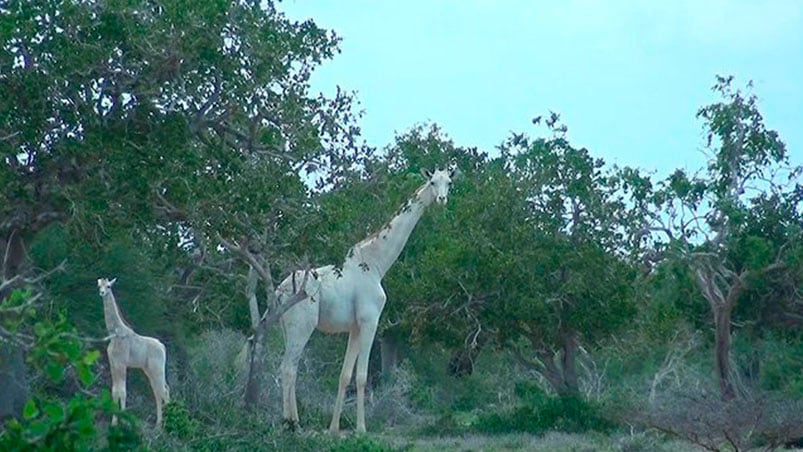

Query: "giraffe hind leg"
(145, 363), (169, 428)
(280, 299), (317, 427)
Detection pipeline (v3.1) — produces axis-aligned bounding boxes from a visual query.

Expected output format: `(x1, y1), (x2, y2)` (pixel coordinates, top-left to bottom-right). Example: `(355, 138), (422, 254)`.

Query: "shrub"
(164, 399), (200, 440)
(473, 385), (615, 435)
(0, 393), (142, 451)
(327, 434), (398, 452)
(182, 329), (251, 421)
(0, 289), (142, 450)
(759, 335), (803, 396)
(367, 361), (423, 428)
(633, 389), (803, 451)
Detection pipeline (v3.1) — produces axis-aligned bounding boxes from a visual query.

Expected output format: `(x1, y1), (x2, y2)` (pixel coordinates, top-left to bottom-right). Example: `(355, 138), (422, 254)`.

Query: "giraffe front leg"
(110, 365), (127, 426)
(330, 330), (360, 434)
(354, 321), (379, 434)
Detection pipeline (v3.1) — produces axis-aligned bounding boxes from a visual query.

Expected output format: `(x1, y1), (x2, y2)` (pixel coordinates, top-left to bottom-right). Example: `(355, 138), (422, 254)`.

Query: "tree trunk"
(0, 342), (28, 421)
(243, 332), (266, 409)
(531, 332), (580, 396)
(560, 332), (579, 395)
(447, 328), (488, 378)
(379, 335), (401, 383)
(714, 305), (736, 401)
(448, 348), (477, 378)
(239, 262), (309, 410)
(243, 266), (265, 410)
(0, 230), (30, 421)
(694, 264), (744, 401)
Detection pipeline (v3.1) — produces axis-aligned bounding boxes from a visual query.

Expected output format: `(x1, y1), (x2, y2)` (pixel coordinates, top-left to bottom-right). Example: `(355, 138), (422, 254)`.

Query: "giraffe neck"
(352, 182), (435, 278)
(102, 292), (131, 335)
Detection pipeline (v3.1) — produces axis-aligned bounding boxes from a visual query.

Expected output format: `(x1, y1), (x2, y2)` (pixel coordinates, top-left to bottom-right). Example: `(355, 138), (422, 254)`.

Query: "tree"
(641, 77), (802, 400)
(381, 119), (642, 395)
(492, 117), (640, 394)
(1, 0), (367, 415)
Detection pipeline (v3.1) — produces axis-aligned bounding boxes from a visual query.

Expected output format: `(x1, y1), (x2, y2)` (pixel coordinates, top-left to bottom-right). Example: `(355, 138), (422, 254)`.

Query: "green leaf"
(63, 339), (82, 361)
(77, 363), (95, 387)
(82, 350), (101, 366)
(23, 399), (39, 420)
(43, 402), (65, 424)
(45, 362), (66, 382)
(33, 321), (48, 338)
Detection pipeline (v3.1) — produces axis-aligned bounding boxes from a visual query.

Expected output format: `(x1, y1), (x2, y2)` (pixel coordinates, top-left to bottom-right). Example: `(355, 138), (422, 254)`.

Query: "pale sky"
(282, 0), (803, 177)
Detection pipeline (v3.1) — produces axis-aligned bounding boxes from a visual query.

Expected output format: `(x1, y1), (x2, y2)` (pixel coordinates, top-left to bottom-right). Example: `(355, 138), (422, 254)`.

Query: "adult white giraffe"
(277, 168), (456, 434)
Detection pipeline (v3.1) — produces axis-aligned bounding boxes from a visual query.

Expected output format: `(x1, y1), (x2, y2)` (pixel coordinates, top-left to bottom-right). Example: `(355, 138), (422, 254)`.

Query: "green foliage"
(29, 225), (172, 337)
(1, 392), (141, 452)
(164, 399), (200, 440)
(697, 76), (788, 199)
(326, 435), (398, 452)
(1, 290), (98, 388)
(759, 335), (803, 396)
(0, 290), (142, 451)
(473, 393), (614, 436)
(1, 0), (370, 336)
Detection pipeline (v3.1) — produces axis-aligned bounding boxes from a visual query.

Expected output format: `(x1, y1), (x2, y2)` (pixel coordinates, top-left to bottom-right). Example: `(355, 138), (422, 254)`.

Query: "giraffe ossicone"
(277, 167), (457, 434)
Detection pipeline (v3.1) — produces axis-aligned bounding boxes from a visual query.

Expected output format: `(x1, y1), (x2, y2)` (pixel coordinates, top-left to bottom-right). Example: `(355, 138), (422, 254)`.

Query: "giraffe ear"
(109, 278), (117, 286)
(421, 169), (433, 179)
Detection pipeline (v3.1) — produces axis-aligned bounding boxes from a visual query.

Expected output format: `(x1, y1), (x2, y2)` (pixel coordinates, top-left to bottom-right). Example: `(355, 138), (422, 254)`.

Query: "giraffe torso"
(279, 260), (387, 334)
(107, 334), (166, 370)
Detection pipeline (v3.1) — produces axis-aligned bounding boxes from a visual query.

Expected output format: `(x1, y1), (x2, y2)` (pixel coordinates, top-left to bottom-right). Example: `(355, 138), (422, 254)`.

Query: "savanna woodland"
(1, 1), (802, 451)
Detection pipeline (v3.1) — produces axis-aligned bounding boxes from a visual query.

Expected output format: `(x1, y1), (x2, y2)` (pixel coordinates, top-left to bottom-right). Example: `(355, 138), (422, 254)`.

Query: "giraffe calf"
(98, 278), (170, 428)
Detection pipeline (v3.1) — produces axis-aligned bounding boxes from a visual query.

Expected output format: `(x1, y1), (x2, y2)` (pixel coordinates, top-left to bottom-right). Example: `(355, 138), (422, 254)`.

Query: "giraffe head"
(98, 277), (117, 297)
(422, 168), (457, 205)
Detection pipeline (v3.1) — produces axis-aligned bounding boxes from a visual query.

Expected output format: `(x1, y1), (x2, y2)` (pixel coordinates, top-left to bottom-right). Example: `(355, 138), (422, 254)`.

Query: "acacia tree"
(1, 0), (367, 415)
(642, 77), (802, 400)
(380, 120), (644, 395)
(490, 118), (643, 395)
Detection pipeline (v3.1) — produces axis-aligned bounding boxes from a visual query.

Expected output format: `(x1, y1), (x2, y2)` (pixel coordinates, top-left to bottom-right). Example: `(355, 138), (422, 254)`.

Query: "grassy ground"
(382, 430), (703, 452)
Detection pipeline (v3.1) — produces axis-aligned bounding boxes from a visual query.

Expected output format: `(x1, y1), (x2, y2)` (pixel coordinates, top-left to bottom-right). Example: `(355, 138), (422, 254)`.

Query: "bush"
(182, 329), (251, 422)
(327, 434), (398, 452)
(0, 392), (142, 451)
(164, 399), (200, 440)
(473, 385), (615, 435)
(759, 334), (803, 396)
(405, 345), (520, 415)
(0, 289), (143, 450)
(633, 389), (803, 451)
(367, 361), (423, 428)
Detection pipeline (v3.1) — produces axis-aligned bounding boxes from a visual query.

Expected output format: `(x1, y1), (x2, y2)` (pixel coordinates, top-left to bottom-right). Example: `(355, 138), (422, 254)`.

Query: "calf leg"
(110, 364), (127, 426)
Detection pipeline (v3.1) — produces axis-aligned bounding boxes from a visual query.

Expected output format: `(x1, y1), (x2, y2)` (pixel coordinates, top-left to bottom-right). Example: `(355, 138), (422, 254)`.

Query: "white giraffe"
(97, 278), (170, 428)
(277, 168), (456, 434)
